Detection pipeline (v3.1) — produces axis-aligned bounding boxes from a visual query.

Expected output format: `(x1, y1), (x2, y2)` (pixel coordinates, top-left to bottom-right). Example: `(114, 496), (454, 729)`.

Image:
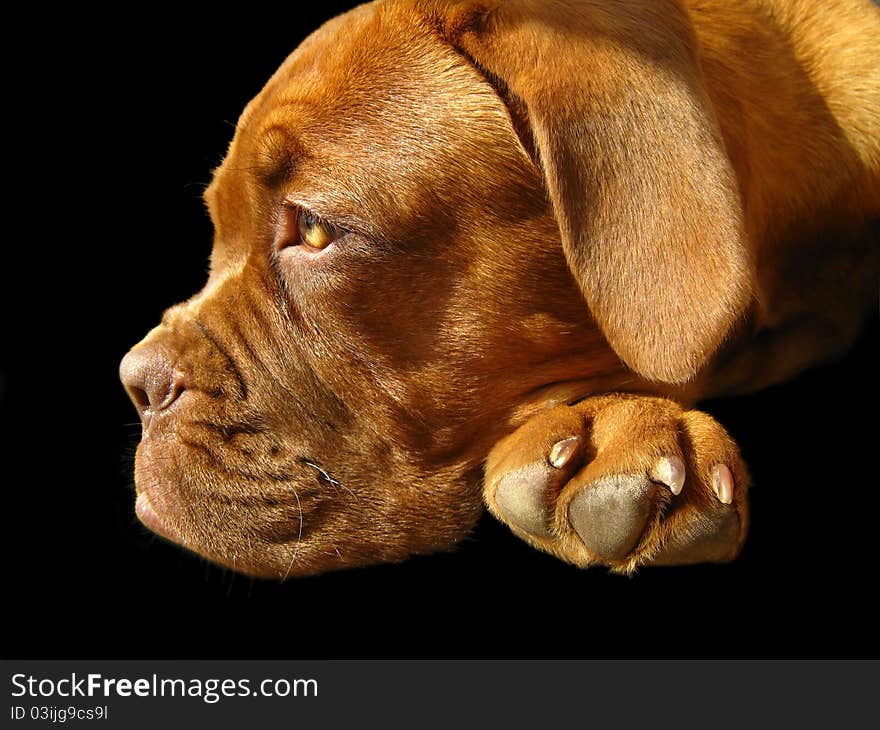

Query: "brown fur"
(120, 0), (878, 577)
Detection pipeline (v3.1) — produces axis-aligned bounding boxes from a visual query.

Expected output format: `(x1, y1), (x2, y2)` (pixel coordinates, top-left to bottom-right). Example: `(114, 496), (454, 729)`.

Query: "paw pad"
(568, 474), (655, 561)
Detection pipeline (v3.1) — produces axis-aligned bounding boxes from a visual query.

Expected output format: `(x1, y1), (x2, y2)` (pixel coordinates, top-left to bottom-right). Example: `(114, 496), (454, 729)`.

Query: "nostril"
(156, 377), (184, 411)
(119, 345), (185, 426)
(127, 382), (151, 413)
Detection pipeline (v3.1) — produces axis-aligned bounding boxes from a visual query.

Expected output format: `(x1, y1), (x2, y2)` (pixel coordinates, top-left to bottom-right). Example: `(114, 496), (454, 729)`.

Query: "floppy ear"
(428, 0), (753, 383)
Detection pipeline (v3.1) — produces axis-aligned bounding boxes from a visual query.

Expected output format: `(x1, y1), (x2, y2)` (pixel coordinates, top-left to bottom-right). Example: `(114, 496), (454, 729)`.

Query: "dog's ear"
(427, 0), (752, 383)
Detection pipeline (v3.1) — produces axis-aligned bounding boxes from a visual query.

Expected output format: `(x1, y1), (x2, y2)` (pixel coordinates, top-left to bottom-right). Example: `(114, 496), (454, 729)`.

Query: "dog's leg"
(484, 394), (749, 571)
(702, 315), (865, 397)
(706, 223), (878, 397)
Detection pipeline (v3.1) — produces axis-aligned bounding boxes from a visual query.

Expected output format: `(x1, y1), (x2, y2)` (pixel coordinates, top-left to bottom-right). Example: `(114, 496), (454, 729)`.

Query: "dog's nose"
(119, 344), (185, 428)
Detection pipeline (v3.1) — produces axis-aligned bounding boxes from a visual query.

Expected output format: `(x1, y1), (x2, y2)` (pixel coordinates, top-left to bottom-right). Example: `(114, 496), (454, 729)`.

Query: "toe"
(494, 462), (556, 537)
(652, 507), (741, 565)
(492, 435), (585, 538)
(568, 474), (656, 562)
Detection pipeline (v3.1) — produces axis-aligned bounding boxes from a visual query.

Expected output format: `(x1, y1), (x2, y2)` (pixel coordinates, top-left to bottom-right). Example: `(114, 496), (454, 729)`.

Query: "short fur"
(120, 0), (878, 577)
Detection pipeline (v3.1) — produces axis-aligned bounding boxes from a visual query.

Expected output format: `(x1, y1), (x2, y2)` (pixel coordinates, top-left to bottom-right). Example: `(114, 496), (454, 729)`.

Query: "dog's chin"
(133, 483), (320, 579)
(134, 491), (179, 541)
(131, 437), (481, 580)
(132, 452), (318, 579)
(132, 459), (187, 545)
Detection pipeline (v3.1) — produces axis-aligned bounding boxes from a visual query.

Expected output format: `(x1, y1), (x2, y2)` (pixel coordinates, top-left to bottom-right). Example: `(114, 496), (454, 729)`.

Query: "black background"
(5, 4), (878, 659)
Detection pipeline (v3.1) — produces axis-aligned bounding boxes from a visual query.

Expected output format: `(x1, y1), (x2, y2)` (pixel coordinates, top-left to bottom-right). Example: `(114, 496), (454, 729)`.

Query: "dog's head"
(120, 0), (750, 578)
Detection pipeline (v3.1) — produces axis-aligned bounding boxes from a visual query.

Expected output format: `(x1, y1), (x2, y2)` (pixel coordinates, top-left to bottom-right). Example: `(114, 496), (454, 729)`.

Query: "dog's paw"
(484, 394), (749, 571)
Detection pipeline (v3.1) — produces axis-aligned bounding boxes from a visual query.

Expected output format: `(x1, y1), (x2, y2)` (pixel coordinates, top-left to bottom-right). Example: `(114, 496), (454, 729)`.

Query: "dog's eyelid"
(281, 196), (383, 243)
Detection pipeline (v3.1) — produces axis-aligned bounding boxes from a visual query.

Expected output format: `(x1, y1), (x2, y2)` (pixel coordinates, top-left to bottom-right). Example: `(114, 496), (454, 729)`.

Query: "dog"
(120, 0), (879, 578)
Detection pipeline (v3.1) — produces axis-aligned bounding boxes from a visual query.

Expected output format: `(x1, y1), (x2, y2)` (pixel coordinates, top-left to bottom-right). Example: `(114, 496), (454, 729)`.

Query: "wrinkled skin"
(120, 4), (632, 577)
(120, 0), (879, 577)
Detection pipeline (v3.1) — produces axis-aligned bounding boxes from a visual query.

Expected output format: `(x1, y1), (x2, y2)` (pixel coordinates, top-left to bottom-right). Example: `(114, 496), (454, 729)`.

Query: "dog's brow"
(205, 125), (303, 218)
(251, 124), (303, 186)
(203, 179), (220, 220)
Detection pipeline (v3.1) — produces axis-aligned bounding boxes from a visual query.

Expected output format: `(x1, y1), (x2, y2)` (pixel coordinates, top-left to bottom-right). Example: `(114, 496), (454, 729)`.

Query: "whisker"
(300, 458), (358, 501)
(281, 487), (304, 581)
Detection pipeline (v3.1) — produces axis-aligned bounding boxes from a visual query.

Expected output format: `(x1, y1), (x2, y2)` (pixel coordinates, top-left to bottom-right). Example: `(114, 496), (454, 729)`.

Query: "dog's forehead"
(205, 1), (529, 248)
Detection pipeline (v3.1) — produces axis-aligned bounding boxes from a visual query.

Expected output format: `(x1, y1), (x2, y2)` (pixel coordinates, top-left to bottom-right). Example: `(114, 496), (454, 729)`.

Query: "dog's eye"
(297, 210), (337, 251)
(276, 207), (340, 254)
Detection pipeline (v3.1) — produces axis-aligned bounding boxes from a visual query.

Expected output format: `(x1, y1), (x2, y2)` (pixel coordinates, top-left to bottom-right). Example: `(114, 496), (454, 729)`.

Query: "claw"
(650, 454), (685, 495)
(711, 464), (734, 504)
(548, 436), (581, 469)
